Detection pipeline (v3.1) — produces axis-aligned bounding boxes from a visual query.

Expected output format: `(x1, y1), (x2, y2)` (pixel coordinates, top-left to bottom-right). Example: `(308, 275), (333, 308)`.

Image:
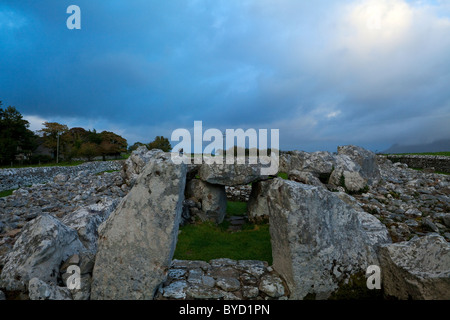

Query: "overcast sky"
(1, 0), (449, 152)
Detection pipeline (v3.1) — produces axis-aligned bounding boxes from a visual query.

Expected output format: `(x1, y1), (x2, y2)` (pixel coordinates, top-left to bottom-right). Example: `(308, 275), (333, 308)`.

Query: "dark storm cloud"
(0, 0), (449, 151)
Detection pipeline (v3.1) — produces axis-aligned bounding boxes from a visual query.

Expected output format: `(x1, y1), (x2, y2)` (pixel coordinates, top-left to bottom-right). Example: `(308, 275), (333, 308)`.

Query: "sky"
(1, 0), (450, 152)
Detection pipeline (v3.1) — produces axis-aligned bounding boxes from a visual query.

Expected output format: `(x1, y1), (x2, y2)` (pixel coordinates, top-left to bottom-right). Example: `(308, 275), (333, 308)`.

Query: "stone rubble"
(155, 259), (288, 300)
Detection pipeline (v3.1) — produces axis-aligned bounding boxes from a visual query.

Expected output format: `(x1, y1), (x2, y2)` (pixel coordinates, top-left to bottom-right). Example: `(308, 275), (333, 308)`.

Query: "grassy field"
(173, 200), (273, 264)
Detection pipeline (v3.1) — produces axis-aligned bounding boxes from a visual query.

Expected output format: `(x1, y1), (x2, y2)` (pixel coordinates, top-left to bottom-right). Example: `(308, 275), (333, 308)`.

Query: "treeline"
(0, 101), (127, 165)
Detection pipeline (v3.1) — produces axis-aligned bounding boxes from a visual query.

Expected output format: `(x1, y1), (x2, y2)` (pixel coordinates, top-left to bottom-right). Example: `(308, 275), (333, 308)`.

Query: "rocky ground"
(155, 258), (288, 300)
(0, 147), (448, 300)
(0, 170), (130, 268)
(354, 156), (450, 242)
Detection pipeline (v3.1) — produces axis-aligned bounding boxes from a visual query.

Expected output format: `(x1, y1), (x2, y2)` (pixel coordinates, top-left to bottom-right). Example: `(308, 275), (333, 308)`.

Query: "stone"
(441, 214), (450, 228)
(0, 290), (5, 300)
(247, 180), (271, 223)
(0, 215), (84, 292)
(288, 170), (325, 187)
(91, 156), (187, 300)
(60, 198), (119, 253)
(379, 234), (450, 300)
(258, 274), (285, 298)
(121, 146), (166, 186)
(422, 217), (439, 233)
(329, 154), (368, 192)
(28, 278), (72, 300)
(198, 161), (269, 186)
(280, 151), (335, 176)
(216, 277), (241, 292)
(266, 178), (389, 299)
(337, 145), (381, 185)
(185, 179), (227, 224)
(161, 280), (187, 299)
(242, 286), (259, 299)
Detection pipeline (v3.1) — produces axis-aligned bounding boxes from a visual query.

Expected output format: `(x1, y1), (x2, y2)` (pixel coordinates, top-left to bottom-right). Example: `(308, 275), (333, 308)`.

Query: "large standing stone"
(379, 234), (450, 300)
(91, 155), (187, 300)
(266, 178), (389, 299)
(185, 179), (227, 224)
(0, 215), (84, 291)
(247, 180), (272, 223)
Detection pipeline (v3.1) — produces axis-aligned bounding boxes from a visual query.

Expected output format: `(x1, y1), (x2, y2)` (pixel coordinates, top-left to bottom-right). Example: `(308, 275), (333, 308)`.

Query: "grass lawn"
(226, 201), (248, 217)
(0, 189), (15, 198)
(174, 222), (272, 264)
(174, 200), (273, 264)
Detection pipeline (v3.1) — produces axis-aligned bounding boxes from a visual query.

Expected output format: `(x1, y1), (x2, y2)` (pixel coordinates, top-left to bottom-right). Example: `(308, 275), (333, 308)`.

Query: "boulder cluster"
(0, 145), (449, 300)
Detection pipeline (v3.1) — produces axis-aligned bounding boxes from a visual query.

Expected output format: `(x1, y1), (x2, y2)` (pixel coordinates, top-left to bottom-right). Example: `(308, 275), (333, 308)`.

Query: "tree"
(147, 136), (171, 152)
(0, 102), (37, 165)
(78, 142), (100, 161)
(40, 122), (69, 160)
(60, 127), (88, 161)
(98, 131), (127, 160)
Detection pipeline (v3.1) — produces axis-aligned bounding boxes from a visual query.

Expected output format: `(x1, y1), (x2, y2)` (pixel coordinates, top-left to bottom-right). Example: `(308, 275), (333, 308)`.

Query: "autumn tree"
(40, 122), (69, 160)
(78, 142), (100, 161)
(98, 131), (127, 160)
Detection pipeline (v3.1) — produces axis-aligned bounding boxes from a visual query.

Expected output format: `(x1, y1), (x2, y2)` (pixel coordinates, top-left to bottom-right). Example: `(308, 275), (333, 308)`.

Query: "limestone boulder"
(266, 178), (389, 299)
(91, 156), (187, 300)
(379, 234), (450, 300)
(198, 161), (269, 186)
(0, 215), (84, 292)
(121, 146), (166, 186)
(60, 198), (120, 253)
(337, 145), (381, 185)
(28, 278), (72, 300)
(329, 154), (367, 192)
(185, 179), (227, 224)
(247, 180), (272, 223)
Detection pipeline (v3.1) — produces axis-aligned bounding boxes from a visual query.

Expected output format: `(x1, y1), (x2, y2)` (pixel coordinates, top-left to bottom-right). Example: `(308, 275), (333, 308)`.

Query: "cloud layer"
(1, 0), (449, 151)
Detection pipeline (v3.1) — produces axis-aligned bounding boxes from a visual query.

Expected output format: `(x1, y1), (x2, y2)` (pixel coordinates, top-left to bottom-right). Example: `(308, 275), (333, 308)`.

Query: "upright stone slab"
(266, 178), (388, 299)
(91, 154), (187, 300)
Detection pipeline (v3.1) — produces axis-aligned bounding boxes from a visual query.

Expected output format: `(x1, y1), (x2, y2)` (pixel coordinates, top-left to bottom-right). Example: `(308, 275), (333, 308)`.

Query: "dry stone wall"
(0, 161), (124, 192)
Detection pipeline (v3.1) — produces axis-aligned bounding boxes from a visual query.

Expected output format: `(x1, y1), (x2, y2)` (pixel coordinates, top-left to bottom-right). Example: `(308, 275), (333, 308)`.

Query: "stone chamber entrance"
(155, 178), (289, 300)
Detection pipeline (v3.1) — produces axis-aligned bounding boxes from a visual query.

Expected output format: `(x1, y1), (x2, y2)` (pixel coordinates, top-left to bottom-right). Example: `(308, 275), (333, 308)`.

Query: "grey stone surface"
(198, 161), (269, 186)
(185, 179), (227, 224)
(379, 234), (450, 300)
(28, 278), (72, 300)
(91, 154), (187, 300)
(266, 178), (389, 299)
(0, 214), (84, 292)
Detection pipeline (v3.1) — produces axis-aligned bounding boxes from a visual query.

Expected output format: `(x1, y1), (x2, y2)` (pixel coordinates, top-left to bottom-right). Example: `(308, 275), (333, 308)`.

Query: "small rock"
(216, 277), (241, 292)
(28, 278), (72, 300)
(259, 274), (285, 298)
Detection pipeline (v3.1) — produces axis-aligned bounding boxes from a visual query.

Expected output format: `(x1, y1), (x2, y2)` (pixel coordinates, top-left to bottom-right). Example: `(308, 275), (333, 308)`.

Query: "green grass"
(277, 172), (288, 180)
(226, 201), (248, 217)
(174, 221), (272, 264)
(0, 189), (16, 198)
